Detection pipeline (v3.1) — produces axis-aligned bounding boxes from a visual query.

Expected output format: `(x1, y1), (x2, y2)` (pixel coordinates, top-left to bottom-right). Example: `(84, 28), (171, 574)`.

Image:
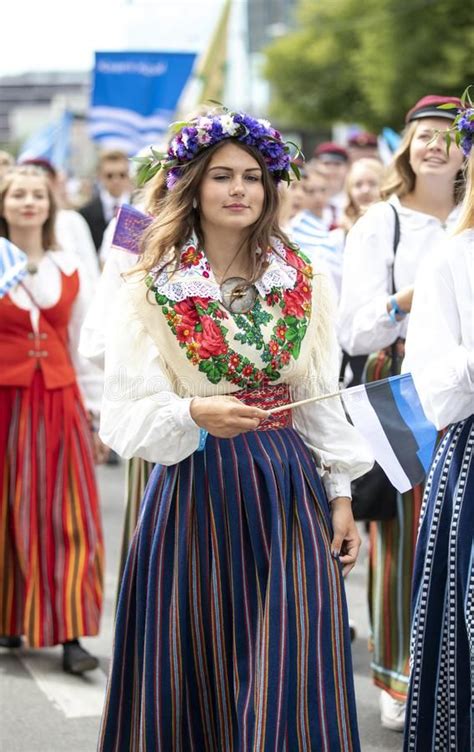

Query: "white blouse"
(337, 196), (461, 355)
(8, 250), (103, 413)
(79, 246), (140, 368)
(403, 229), (474, 429)
(98, 249), (373, 501)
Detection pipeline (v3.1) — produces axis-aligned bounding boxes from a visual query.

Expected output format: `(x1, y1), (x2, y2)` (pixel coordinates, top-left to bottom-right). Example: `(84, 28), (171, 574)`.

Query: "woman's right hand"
(190, 395), (269, 438)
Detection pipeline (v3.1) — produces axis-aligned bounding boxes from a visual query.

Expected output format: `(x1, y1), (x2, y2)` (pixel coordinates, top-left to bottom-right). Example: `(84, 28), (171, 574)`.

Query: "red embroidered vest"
(0, 270), (79, 389)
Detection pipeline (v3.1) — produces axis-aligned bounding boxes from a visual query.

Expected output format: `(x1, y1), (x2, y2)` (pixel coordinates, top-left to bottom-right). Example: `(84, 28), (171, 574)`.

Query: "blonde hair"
(137, 140), (294, 282)
(342, 158), (385, 230)
(0, 165), (58, 250)
(381, 122), (465, 204)
(455, 155), (474, 233)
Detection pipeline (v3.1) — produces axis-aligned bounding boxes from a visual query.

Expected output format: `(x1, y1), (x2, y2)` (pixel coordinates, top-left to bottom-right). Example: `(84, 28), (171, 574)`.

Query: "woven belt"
(233, 384), (292, 431)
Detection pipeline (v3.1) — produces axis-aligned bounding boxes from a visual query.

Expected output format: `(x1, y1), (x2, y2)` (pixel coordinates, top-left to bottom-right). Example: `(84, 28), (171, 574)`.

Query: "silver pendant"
(220, 277), (257, 314)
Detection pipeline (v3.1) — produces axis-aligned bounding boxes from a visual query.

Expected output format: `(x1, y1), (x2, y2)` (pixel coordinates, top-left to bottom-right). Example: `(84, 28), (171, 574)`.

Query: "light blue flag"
(18, 111), (73, 170)
(88, 51), (197, 155)
(0, 238), (28, 298)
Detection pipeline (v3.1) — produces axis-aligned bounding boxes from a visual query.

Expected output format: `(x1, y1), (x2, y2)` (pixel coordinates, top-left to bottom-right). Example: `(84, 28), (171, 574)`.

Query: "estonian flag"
(341, 373), (437, 493)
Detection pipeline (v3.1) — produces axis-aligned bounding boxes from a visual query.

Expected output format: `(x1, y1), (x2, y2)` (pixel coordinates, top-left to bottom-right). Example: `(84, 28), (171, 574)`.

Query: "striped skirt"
(117, 457), (154, 590)
(365, 343), (422, 699)
(404, 416), (474, 751)
(0, 371), (104, 647)
(99, 428), (360, 751)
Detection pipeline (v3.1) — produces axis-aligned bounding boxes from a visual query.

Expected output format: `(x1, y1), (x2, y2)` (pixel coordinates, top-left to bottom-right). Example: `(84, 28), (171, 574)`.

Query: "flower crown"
(439, 85), (473, 157)
(134, 107), (303, 188)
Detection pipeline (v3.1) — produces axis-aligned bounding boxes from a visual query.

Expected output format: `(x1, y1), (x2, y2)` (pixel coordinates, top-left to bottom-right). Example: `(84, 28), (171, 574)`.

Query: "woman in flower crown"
(337, 94), (466, 733)
(97, 109), (373, 751)
(403, 93), (474, 751)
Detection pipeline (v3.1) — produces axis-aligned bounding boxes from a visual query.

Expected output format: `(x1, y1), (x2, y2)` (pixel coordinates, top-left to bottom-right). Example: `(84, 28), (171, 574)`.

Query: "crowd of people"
(0, 89), (472, 751)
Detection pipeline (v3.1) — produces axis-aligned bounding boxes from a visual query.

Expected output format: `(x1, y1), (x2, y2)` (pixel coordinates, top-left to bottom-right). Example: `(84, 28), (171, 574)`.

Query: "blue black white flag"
(88, 51), (197, 155)
(341, 373), (438, 493)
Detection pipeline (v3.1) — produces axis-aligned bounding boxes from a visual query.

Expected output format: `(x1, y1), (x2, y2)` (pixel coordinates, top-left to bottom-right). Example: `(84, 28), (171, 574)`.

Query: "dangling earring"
(192, 198), (198, 209)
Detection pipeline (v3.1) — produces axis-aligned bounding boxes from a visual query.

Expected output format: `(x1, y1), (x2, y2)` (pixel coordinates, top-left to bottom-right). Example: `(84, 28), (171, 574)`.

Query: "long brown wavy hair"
(137, 140), (294, 282)
(456, 153), (474, 234)
(0, 165), (58, 249)
(381, 122), (465, 204)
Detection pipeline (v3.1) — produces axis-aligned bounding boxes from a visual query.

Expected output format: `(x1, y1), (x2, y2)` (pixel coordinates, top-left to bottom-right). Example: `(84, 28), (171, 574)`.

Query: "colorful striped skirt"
(404, 416), (474, 751)
(364, 343), (422, 699)
(99, 427), (360, 751)
(117, 457), (154, 591)
(0, 371), (104, 647)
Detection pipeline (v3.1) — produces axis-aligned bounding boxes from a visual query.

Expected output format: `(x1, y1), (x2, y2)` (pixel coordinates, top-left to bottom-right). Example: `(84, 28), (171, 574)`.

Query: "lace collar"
(150, 236), (298, 303)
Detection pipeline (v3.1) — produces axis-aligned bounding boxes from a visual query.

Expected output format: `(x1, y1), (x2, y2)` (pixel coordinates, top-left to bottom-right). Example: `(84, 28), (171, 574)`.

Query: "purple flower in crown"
(438, 88), (474, 159)
(134, 107), (304, 189)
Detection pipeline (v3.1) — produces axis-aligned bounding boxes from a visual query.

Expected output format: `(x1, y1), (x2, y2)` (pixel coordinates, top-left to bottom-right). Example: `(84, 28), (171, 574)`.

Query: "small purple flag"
(111, 204), (153, 255)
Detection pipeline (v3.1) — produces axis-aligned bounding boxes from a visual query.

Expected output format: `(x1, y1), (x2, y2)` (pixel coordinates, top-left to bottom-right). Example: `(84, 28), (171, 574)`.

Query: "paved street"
(0, 464), (403, 752)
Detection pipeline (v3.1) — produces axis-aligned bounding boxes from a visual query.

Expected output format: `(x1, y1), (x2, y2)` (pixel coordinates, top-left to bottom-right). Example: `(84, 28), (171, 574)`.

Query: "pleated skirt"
(0, 371), (104, 647)
(99, 427), (360, 752)
(404, 416), (474, 752)
(368, 486), (423, 698)
(117, 457), (154, 590)
(365, 345), (423, 699)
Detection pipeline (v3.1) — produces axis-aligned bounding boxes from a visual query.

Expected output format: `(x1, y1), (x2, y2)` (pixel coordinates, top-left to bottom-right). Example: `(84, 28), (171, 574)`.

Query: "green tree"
(264, 0), (474, 131)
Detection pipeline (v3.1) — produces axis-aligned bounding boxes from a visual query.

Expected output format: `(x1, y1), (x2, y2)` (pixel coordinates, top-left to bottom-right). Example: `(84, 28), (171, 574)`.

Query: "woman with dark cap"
(97, 108), (373, 751)
(338, 94), (465, 732)
(402, 94), (473, 751)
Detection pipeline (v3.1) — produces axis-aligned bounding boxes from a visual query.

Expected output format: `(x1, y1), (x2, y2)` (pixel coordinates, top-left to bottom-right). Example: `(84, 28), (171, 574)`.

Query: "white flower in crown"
(257, 118), (271, 129)
(220, 114), (240, 136)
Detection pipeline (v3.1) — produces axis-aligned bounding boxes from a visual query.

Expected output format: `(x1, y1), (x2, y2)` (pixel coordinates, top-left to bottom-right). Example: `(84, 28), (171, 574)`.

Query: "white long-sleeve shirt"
(337, 196), (461, 356)
(55, 209), (100, 290)
(79, 246), (140, 368)
(403, 229), (474, 429)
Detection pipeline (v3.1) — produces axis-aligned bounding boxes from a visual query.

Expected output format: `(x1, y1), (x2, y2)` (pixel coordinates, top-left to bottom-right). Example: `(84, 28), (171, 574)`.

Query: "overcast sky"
(3, 0), (226, 76)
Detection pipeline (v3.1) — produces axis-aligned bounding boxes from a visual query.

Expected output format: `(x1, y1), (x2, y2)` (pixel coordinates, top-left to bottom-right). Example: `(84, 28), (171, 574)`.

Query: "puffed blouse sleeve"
(337, 201), (405, 355)
(403, 244), (474, 430)
(99, 283), (200, 463)
(68, 260), (103, 413)
(291, 274), (374, 500)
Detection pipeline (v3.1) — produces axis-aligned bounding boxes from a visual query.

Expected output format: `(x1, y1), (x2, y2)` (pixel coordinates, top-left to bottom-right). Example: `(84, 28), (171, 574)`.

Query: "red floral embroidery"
(149, 245), (313, 388)
(195, 316), (228, 358)
(181, 245), (203, 267)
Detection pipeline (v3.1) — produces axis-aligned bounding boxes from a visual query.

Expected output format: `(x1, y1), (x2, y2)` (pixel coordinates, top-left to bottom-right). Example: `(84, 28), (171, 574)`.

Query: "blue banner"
(89, 51), (197, 155)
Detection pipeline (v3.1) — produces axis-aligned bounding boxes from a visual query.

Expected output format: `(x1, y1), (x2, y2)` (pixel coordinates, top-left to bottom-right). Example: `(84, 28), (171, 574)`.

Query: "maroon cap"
(313, 141), (349, 162)
(405, 95), (462, 124)
(19, 157), (57, 178)
(348, 131), (378, 147)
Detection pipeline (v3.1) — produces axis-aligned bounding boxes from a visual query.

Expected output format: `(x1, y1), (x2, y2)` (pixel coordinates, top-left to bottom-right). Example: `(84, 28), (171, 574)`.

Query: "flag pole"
(267, 389), (344, 415)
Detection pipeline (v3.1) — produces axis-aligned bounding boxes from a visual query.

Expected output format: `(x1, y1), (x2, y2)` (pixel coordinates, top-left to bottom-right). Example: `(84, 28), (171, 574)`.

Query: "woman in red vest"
(0, 165), (104, 673)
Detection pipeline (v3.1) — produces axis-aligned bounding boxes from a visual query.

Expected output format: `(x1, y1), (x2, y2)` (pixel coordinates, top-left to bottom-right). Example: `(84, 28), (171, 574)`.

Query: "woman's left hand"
(329, 497), (361, 577)
(92, 433), (110, 464)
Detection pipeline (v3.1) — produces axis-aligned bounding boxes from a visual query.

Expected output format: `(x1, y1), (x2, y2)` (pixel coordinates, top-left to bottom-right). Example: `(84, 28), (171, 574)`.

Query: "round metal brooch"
(220, 277), (257, 314)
